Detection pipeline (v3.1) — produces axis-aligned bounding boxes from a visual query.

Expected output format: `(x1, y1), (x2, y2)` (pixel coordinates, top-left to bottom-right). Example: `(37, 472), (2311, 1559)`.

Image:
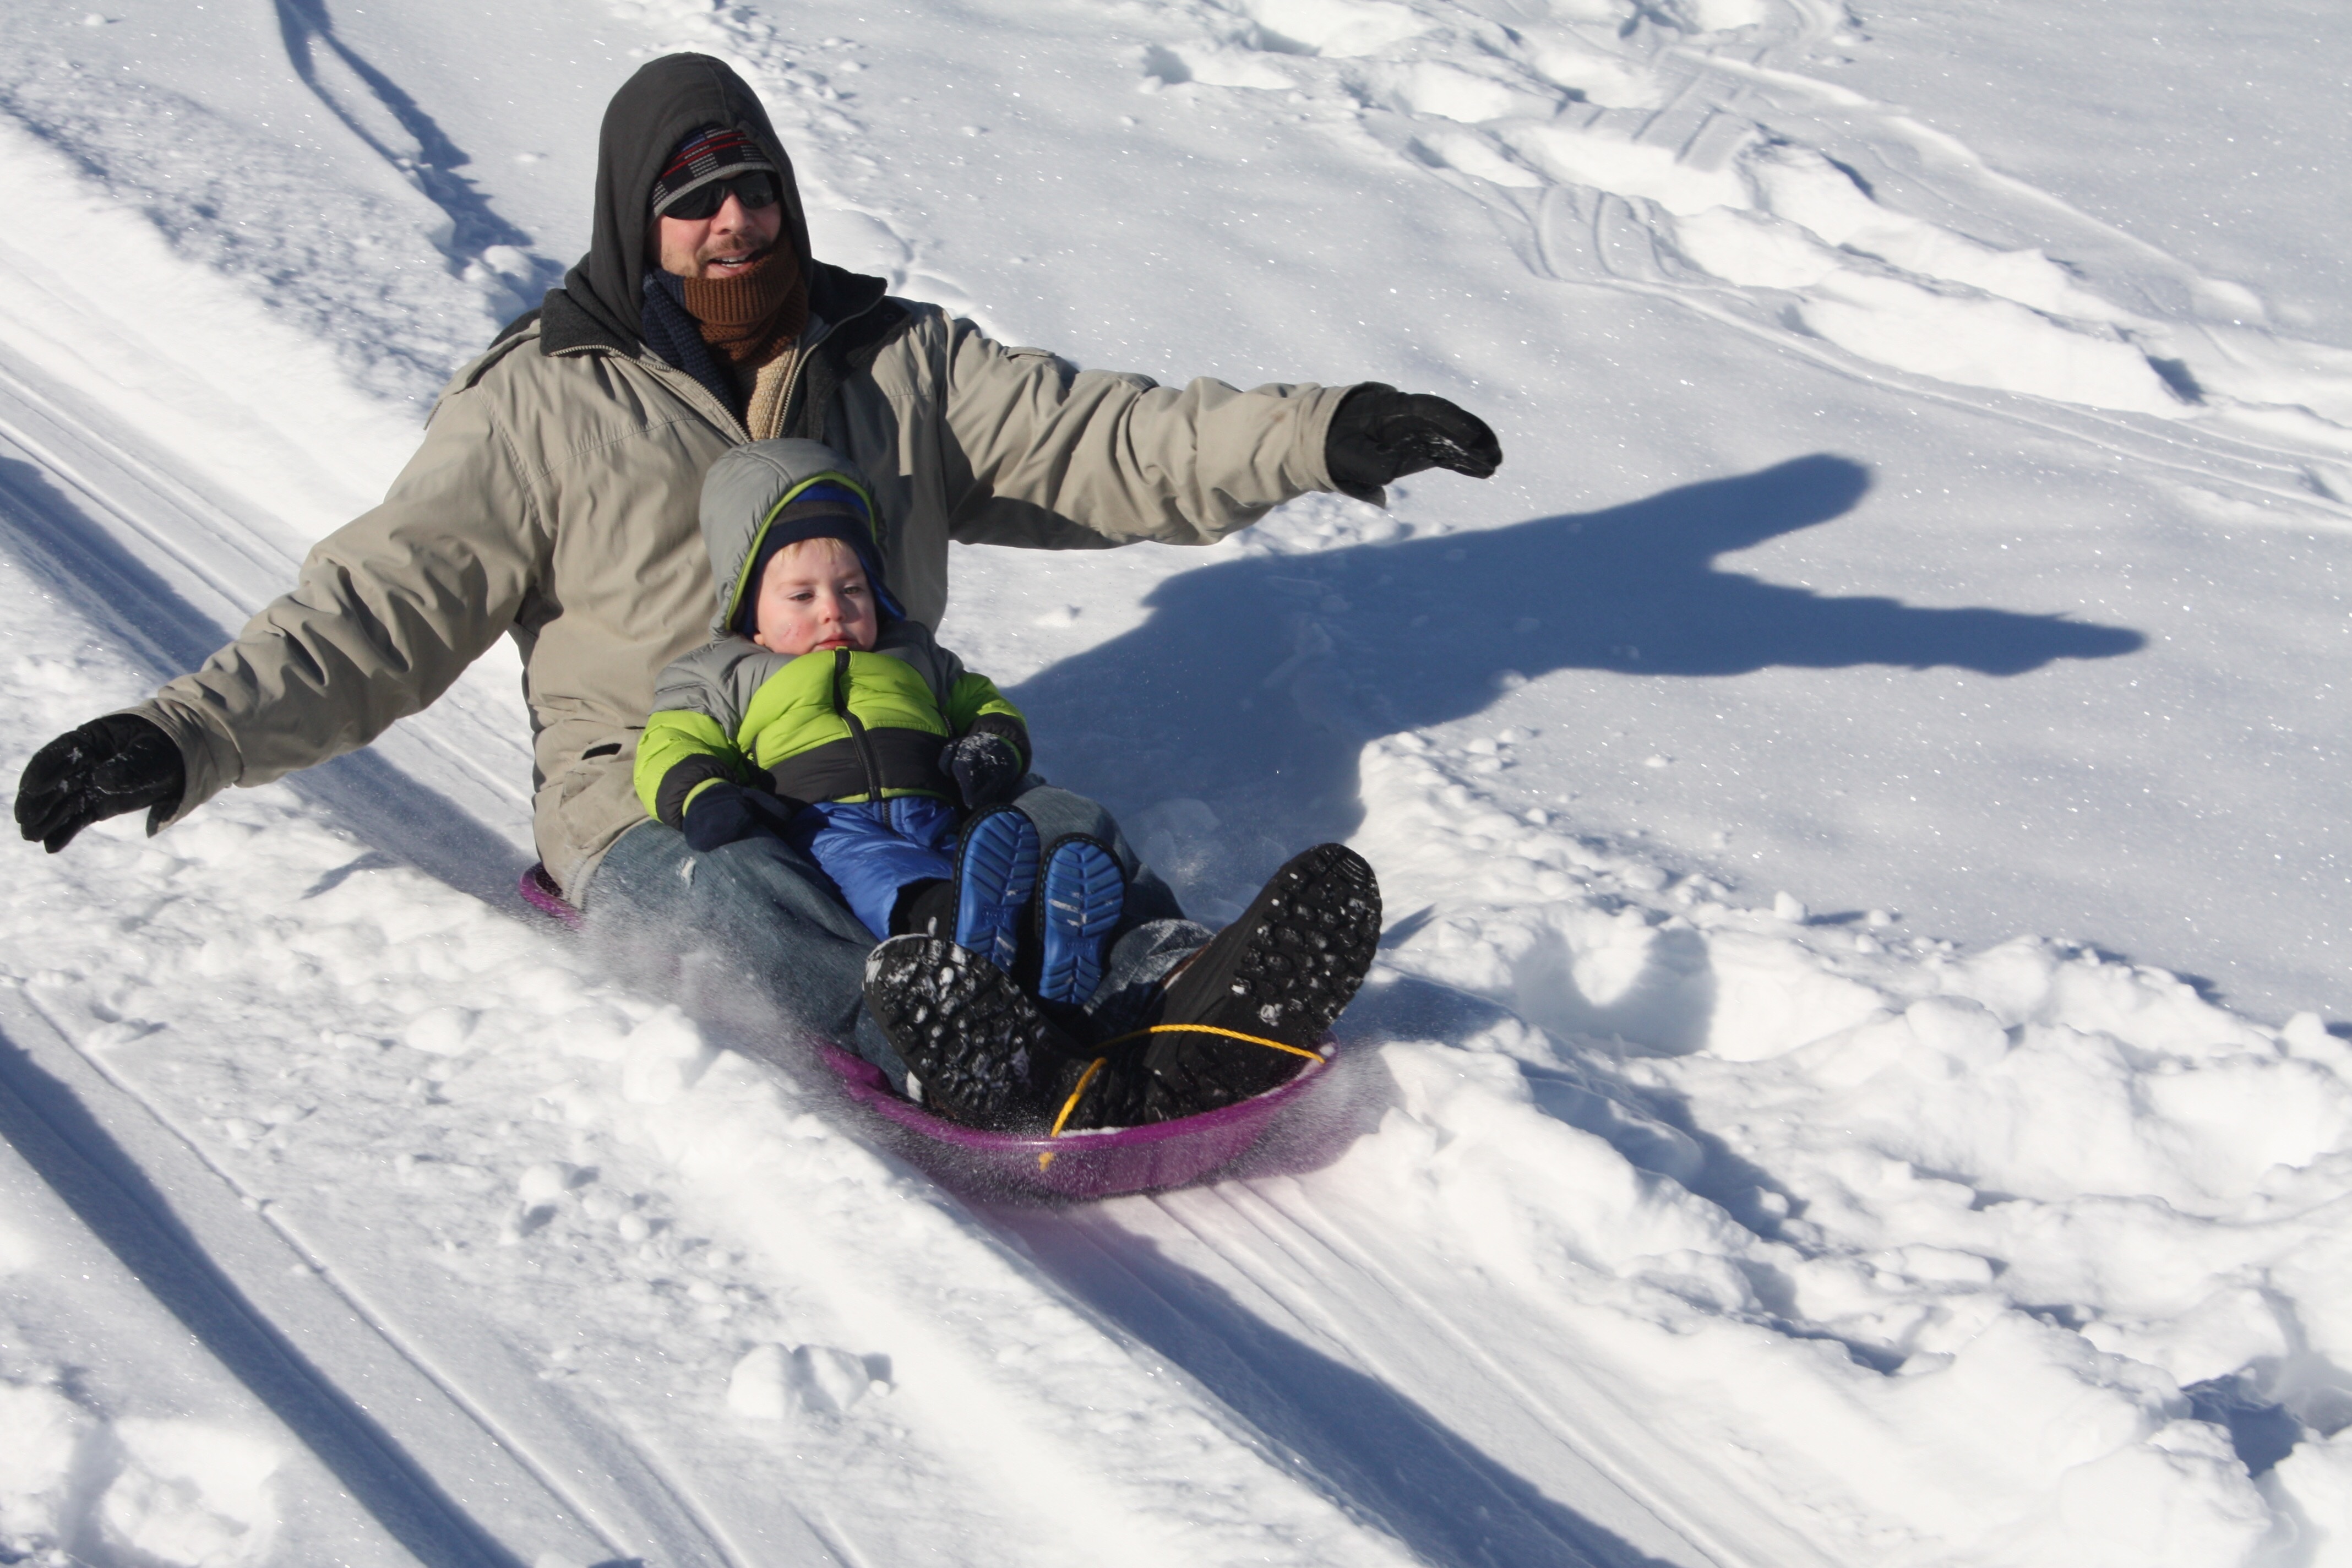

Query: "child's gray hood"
(700, 438), (890, 638)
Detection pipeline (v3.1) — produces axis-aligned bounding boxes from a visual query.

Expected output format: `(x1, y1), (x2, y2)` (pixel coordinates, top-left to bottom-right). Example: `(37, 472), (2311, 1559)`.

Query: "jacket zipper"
(775, 308), (853, 439)
(832, 649), (885, 803)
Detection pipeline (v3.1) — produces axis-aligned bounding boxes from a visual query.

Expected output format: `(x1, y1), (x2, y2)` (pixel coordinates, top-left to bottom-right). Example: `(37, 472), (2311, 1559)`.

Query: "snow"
(1, 0), (2349, 1564)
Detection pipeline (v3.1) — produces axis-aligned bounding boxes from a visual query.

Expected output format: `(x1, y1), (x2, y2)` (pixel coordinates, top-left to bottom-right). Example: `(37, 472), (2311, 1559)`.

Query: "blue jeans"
(580, 780), (1207, 1088)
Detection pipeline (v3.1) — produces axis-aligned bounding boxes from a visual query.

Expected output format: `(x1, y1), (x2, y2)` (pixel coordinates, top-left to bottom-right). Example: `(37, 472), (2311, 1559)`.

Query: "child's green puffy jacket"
(635, 440), (1028, 829)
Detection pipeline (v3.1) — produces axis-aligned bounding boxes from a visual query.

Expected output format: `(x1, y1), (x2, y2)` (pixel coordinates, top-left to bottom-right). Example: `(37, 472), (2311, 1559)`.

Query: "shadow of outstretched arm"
(1011, 454), (2143, 856)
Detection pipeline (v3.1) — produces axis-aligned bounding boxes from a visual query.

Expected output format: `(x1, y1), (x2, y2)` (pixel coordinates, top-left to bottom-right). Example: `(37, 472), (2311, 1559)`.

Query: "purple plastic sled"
(815, 1038), (1333, 1199)
(515, 861), (1333, 1198)
(518, 863), (584, 929)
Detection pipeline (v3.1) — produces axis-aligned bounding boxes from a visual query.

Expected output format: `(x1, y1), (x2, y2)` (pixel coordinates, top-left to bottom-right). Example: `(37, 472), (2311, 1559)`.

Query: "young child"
(635, 439), (1129, 1004)
(642, 438), (1384, 1137)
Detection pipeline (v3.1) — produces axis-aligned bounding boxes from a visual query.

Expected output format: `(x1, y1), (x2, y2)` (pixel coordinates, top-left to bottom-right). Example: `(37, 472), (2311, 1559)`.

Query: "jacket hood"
(702, 439), (900, 638)
(556, 53), (813, 349)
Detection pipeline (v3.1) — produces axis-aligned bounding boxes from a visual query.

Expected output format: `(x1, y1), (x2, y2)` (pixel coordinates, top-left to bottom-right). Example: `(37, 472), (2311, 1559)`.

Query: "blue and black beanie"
(734, 480), (904, 636)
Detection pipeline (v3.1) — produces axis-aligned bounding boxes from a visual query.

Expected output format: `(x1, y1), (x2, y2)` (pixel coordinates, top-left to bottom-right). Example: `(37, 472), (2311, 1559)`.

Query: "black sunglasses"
(662, 171), (780, 222)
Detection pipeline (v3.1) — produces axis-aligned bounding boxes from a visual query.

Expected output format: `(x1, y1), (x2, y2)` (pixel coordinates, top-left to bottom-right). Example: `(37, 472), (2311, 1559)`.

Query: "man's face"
(654, 188), (783, 279)
(749, 536), (877, 657)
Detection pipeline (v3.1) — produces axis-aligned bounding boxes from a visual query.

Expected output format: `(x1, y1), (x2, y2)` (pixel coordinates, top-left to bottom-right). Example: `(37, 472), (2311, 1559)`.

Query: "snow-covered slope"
(2, 1), (2349, 1564)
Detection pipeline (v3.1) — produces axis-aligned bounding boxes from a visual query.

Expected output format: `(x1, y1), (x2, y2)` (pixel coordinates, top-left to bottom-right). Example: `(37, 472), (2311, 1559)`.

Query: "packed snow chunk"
(2081, 1287), (2294, 1394)
(1700, 928), (1888, 1061)
(1228, 0), (1431, 56)
(2264, 1427), (2352, 1566)
(1412, 127), (1547, 188)
(0, 1211), (37, 1274)
(1369, 61), (1559, 124)
(619, 1008), (717, 1105)
(1864, 1314), (2189, 1520)
(401, 1005), (477, 1057)
(516, 1162), (588, 1205)
(1500, 122), (1752, 215)
(1763, 1004), (2351, 1211)
(99, 1419), (279, 1567)
(549, 1003), (635, 1061)
(1960, 939), (2277, 1055)
(2282, 1011), (2352, 1073)
(1509, 905), (1715, 1051)
(1522, 42), (1662, 108)
(1662, 0), (1768, 30)
(1140, 40), (1292, 91)
(0, 1380), (93, 1556)
(1365, 1042), (1752, 1279)
(1903, 996), (2012, 1072)
(1799, 271), (2189, 416)
(1745, 144), (2120, 319)
(728, 1343), (881, 1421)
(2044, 1421), (2271, 1568)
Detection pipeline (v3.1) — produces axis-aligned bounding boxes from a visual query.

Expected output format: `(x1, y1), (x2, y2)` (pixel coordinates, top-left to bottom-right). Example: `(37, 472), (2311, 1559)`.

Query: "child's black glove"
(17, 712), (186, 853)
(680, 782), (799, 853)
(1324, 383), (1501, 500)
(941, 731), (1023, 810)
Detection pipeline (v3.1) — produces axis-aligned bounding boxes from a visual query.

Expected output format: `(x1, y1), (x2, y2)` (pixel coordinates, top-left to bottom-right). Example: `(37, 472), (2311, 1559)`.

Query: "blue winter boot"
(1035, 835), (1125, 1007)
(954, 806), (1039, 973)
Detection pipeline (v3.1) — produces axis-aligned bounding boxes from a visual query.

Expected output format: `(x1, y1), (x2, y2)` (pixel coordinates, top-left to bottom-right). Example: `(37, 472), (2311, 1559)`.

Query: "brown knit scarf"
(679, 246), (809, 367)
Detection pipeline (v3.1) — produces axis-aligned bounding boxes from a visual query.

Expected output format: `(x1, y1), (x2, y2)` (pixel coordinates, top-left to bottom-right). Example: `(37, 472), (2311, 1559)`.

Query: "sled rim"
(517, 863), (584, 929)
(815, 1033), (1336, 1196)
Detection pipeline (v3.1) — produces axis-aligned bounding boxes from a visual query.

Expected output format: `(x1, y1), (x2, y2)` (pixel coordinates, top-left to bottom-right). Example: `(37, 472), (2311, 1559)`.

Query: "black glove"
(941, 730), (1023, 810)
(16, 713), (186, 854)
(1325, 383), (1502, 499)
(679, 781), (799, 854)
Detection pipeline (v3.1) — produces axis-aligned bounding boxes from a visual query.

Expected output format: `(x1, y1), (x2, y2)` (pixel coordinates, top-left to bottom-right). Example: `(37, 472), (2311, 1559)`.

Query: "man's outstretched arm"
(16, 388), (544, 852)
(934, 320), (1500, 549)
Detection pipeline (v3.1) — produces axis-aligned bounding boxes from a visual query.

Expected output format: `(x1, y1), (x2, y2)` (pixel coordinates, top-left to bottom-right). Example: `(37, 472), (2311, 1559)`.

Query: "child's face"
(748, 536), (878, 656)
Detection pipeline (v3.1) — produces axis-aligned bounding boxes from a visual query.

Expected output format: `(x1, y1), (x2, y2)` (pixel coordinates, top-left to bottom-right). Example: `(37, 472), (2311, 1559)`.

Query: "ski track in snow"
(2, 0), (2351, 1565)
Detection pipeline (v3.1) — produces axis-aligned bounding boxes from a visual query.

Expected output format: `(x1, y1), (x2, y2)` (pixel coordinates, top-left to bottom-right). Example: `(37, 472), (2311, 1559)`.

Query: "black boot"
(1022, 1047), (1139, 1135)
(863, 936), (1080, 1131)
(1135, 844), (1380, 1120)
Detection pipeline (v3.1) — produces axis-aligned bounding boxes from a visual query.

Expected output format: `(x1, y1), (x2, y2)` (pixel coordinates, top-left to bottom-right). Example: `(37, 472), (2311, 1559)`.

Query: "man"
(15, 54), (1499, 1080)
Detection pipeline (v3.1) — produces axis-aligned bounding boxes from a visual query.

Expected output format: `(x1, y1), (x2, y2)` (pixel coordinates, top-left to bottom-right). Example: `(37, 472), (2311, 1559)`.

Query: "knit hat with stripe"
(650, 124), (779, 217)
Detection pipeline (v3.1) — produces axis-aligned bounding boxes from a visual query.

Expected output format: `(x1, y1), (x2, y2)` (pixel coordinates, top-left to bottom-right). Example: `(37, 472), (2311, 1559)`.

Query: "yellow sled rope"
(1039, 1024), (1327, 1169)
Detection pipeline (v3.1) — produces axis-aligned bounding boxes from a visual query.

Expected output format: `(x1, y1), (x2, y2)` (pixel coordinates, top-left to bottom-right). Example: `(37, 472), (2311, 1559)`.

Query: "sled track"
(0, 989), (790, 1568)
(995, 1177), (1800, 1568)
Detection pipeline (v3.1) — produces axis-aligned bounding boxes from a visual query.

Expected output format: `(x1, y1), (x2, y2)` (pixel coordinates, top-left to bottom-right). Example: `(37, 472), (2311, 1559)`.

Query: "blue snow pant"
(579, 779), (1207, 1089)
(783, 793), (962, 943)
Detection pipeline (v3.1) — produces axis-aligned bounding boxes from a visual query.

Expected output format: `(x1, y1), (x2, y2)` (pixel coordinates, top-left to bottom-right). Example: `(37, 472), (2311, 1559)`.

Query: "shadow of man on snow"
(1010, 454), (2143, 877)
